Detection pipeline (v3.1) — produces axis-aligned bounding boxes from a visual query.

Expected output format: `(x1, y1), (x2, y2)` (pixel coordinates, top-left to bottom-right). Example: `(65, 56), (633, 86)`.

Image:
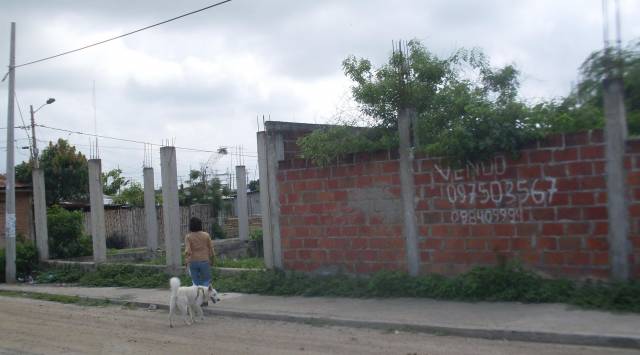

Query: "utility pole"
(30, 104), (50, 260)
(5, 22), (17, 283)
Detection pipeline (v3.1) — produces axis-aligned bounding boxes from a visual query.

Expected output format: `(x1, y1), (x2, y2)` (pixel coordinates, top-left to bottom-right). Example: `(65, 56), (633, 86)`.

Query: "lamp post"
(30, 98), (55, 166)
(30, 98), (55, 261)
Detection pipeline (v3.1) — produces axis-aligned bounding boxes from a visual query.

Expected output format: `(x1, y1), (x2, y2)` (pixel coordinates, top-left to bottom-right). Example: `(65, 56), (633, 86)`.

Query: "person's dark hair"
(189, 217), (203, 232)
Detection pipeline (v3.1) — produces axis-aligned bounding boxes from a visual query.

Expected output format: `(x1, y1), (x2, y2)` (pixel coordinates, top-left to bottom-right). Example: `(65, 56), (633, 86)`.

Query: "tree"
(16, 139), (89, 205)
(300, 40), (538, 165)
(178, 168), (227, 217)
(248, 179), (260, 192)
(102, 168), (129, 196)
(113, 182), (144, 207)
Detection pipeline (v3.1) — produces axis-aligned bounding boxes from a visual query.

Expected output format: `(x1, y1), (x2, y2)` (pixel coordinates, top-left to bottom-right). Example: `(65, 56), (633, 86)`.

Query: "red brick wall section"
(277, 129), (639, 279)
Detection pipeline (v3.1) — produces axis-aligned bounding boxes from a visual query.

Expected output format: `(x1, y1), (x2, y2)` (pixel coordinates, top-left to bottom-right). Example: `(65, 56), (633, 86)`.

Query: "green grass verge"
(0, 290), (112, 307)
(215, 257), (264, 269)
(32, 263), (640, 313)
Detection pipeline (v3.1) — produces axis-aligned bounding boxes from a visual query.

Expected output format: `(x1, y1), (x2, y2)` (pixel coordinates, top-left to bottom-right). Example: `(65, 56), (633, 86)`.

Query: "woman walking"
(185, 217), (215, 287)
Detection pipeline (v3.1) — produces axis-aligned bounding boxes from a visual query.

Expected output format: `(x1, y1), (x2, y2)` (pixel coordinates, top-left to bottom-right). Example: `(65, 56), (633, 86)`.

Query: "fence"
(82, 204), (217, 248)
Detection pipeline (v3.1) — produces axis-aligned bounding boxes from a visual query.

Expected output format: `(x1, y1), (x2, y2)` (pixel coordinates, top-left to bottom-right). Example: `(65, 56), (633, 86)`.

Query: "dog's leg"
(169, 297), (174, 328)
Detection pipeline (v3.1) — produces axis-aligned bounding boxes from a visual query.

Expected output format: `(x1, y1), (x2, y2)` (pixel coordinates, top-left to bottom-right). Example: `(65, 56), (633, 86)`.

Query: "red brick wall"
(277, 129), (640, 279)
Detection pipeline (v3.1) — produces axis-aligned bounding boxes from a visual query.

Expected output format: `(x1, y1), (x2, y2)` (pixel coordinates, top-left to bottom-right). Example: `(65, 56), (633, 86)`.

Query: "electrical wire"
(10, 0), (233, 70)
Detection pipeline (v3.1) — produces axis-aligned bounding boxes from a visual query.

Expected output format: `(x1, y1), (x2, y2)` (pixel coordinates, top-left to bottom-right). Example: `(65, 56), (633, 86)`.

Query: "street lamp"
(30, 98), (55, 164)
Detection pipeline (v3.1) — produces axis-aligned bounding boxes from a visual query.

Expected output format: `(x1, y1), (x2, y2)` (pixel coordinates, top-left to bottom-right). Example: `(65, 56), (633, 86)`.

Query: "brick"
(512, 238), (531, 250)
(516, 223), (537, 236)
(351, 238), (367, 249)
(422, 239), (442, 249)
(466, 239), (486, 250)
(544, 252), (565, 265)
(549, 193), (570, 206)
(558, 237), (582, 250)
(494, 224), (515, 236)
(530, 208), (555, 221)
(529, 150), (552, 163)
(360, 250), (378, 261)
(557, 207), (581, 220)
(471, 225), (493, 237)
(489, 239), (509, 251)
(584, 206), (607, 220)
(538, 237), (558, 250)
(544, 164), (567, 177)
(580, 176), (606, 190)
(571, 192), (595, 205)
(587, 237), (608, 251)
(414, 173), (431, 185)
(566, 223), (589, 235)
(518, 166), (542, 179)
(580, 145), (605, 159)
(565, 132), (589, 146)
(592, 252), (609, 265)
(593, 161), (605, 174)
(590, 130), (604, 143)
(553, 148), (578, 162)
(628, 172), (640, 186)
(542, 223), (564, 236)
(566, 252), (590, 266)
(568, 162), (593, 176)
(444, 239), (465, 250)
(304, 239), (319, 248)
(422, 212), (443, 224)
(593, 222), (609, 235)
(557, 178), (580, 191)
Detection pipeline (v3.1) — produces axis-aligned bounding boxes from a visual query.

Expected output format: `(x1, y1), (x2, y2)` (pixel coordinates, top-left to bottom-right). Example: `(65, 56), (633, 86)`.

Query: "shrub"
(47, 205), (92, 259)
(0, 235), (39, 282)
(211, 222), (226, 239)
(250, 229), (263, 257)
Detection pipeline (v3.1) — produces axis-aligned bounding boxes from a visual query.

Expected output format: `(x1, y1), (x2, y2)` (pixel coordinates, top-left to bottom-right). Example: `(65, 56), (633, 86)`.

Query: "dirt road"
(0, 296), (635, 355)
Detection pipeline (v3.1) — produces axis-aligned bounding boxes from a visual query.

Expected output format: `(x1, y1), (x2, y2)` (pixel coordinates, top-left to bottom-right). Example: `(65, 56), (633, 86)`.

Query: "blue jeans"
(189, 261), (211, 286)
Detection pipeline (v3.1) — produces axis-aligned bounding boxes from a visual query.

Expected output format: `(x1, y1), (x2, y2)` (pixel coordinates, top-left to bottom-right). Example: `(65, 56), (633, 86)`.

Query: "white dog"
(169, 277), (221, 328)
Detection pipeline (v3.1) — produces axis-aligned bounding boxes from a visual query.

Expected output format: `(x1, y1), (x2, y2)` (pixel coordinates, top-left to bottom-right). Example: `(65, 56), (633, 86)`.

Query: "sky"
(0, 0), (639, 189)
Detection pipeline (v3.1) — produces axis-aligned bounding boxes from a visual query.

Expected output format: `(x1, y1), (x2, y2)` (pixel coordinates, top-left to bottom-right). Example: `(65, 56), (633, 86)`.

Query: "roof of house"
(0, 174), (33, 191)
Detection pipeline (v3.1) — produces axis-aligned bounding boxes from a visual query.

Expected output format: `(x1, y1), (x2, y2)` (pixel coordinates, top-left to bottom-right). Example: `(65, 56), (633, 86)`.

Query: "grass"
(215, 257), (264, 269)
(0, 290), (112, 307)
(31, 262), (640, 313)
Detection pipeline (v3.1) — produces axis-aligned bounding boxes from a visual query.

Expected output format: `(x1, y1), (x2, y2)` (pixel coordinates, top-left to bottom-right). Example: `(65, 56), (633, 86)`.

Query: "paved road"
(0, 296), (635, 355)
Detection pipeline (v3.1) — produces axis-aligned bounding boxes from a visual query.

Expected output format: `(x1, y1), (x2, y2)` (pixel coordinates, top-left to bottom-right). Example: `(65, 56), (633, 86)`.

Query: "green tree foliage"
(299, 39), (640, 165)
(47, 205), (92, 259)
(178, 168), (227, 216)
(113, 182), (145, 207)
(300, 41), (540, 165)
(15, 139), (88, 205)
(544, 40), (640, 135)
(102, 168), (129, 196)
(248, 179), (260, 192)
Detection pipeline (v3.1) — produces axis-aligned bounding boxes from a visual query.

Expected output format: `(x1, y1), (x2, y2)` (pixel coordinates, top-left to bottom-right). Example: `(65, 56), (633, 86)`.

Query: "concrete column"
(266, 132), (283, 269)
(257, 132), (274, 269)
(160, 147), (181, 272)
(143, 167), (158, 251)
(236, 165), (249, 241)
(88, 159), (107, 262)
(398, 108), (420, 276)
(32, 167), (48, 260)
(604, 78), (630, 280)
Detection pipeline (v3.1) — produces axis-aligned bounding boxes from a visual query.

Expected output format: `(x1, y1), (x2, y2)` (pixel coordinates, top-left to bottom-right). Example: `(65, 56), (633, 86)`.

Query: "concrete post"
(604, 78), (630, 280)
(32, 167), (48, 260)
(257, 132), (274, 269)
(88, 159), (107, 262)
(266, 132), (283, 269)
(160, 147), (181, 272)
(398, 108), (420, 276)
(236, 165), (249, 241)
(143, 167), (158, 251)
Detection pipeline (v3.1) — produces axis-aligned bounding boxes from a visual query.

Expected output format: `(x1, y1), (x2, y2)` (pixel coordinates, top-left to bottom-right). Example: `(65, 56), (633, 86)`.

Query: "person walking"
(185, 217), (215, 287)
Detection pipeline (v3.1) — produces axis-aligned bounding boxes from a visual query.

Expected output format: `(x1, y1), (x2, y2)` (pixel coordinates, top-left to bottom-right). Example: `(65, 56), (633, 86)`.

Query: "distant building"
(0, 175), (34, 248)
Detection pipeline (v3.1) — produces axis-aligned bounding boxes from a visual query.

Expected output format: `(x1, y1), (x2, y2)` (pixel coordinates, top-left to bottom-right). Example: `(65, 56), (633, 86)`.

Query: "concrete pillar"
(257, 132), (274, 269)
(143, 167), (158, 251)
(236, 165), (249, 241)
(266, 132), (283, 269)
(398, 108), (420, 276)
(160, 147), (181, 272)
(604, 78), (630, 280)
(32, 167), (48, 260)
(88, 159), (107, 262)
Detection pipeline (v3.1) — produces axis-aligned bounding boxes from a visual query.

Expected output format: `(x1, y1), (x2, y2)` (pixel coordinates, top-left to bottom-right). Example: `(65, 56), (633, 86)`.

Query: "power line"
(9, 0), (233, 70)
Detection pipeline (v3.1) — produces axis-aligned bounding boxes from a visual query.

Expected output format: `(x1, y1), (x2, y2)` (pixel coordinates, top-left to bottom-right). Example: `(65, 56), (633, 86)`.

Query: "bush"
(47, 205), (92, 259)
(250, 229), (263, 257)
(106, 233), (128, 249)
(0, 235), (39, 282)
(211, 222), (226, 240)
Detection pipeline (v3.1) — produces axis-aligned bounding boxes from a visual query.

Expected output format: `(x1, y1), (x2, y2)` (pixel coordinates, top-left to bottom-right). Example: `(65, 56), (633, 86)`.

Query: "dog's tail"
(170, 277), (180, 297)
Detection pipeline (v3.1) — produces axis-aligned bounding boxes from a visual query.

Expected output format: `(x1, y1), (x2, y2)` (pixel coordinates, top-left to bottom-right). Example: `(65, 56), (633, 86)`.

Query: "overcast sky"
(1, 0), (639, 189)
